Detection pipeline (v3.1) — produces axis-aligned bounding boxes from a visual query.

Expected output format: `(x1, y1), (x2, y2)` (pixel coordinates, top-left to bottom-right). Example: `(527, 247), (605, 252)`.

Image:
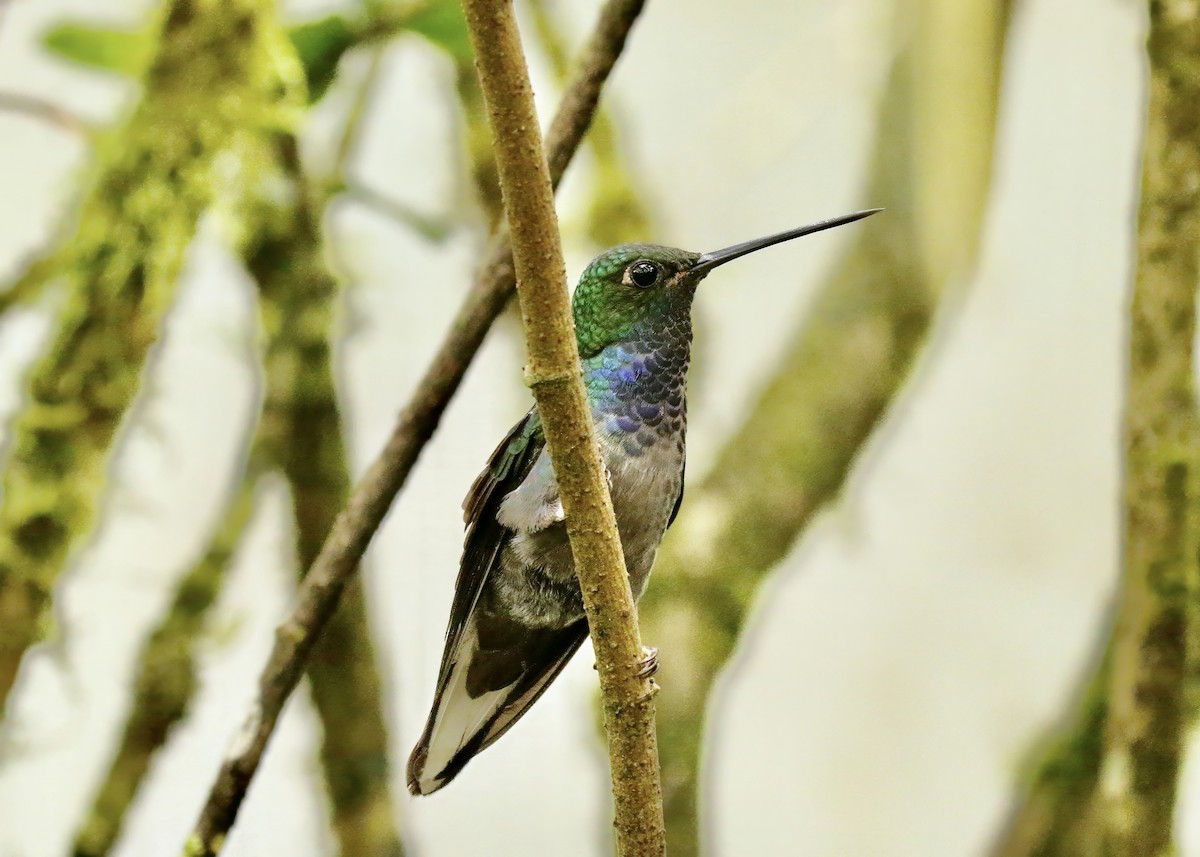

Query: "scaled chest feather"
(491, 334), (690, 629)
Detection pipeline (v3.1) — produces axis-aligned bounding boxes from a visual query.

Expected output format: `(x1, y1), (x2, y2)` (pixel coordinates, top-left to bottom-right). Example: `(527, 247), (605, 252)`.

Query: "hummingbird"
(407, 208), (880, 795)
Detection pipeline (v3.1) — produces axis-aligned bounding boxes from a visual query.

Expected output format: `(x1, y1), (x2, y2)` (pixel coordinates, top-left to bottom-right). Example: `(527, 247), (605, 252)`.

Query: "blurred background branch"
(73, 442), (267, 857)
(0, 0), (297, 719)
(0, 251), (64, 317)
(526, 0), (653, 247)
(0, 91), (90, 137)
(638, 2), (1015, 853)
(994, 651), (1111, 857)
(74, 13), (409, 857)
(996, 4), (1200, 855)
(244, 130), (403, 857)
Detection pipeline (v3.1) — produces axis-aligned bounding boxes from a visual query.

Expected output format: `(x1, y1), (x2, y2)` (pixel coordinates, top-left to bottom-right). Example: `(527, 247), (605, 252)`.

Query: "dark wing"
(437, 407), (544, 680)
(408, 408), (557, 795)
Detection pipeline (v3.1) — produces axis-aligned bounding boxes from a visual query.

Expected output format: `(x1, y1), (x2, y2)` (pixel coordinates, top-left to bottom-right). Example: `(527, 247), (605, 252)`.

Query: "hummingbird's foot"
(591, 646), (659, 679)
(604, 466), (613, 491)
(634, 645), (658, 679)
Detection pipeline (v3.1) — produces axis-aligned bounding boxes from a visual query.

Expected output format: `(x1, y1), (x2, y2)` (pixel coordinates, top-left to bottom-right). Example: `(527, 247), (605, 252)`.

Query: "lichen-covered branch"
(182, 1), (645, 852)
(71, 4), (404, 853)
(244, 131), (403, 857)
(1092, 4), (1200, 852)
(638, 3), (1013, 853)
(458, 1), (662, 853)
(76, 129), (406, 857)
(73, 448), (266, 857)
(0, 0), (296, 716)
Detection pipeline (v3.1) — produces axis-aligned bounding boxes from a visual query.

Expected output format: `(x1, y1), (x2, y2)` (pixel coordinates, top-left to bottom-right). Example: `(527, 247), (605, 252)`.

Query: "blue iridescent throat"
(581, 317), (692, 455)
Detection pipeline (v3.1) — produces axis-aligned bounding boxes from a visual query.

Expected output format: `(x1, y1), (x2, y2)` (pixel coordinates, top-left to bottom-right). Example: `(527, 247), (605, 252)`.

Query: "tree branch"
(995, 5), (1200, 855)
(1093, 3), (1200, 851)
(0, 0), (297, 719)
(992, 650), (1110, 857)
(0, 91), (91, 138)
(182, 1), (646, 852)
(458, 1), (663, 854)
(246, 131), (405, 857)
(0, 251), (63, 317)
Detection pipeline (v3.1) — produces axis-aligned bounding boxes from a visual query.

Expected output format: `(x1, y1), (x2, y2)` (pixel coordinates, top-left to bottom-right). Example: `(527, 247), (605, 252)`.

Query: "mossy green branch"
(76, 127), (407, 857)
(0, 0), (296, 716)
(638, 3), (1013, 854)
(1092, 3), (1200, 853)
(182, 2), (645, 851)
(459, 1), (663, 853)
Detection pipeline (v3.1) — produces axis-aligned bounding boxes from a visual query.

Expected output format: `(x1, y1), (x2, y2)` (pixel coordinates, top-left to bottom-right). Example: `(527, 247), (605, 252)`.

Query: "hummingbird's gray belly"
(493, 432), (684, 629)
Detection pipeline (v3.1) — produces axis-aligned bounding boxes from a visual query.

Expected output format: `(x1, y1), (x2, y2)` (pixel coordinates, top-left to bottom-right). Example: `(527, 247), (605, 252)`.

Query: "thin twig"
(0, 91), (91, 137)
(338, 181), (451, 242)
(526, 0), (652, 246)
(0, 251), (62, 316)
(182, 2), (645, 853)
(459, 1), (663, 854)
(326, 49), (452, 244)
(0, 0), (14, 42)
(332, 48), (384, 175)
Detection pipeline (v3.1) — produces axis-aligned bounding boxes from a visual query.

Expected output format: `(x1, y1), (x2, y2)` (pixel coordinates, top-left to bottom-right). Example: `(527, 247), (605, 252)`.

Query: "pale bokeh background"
(0, 0), (1166, 854)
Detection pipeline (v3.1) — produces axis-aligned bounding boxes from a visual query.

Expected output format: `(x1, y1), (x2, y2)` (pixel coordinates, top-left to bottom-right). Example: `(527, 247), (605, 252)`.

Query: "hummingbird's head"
(571, 208), (882, 357)
(572, 243), (701, 357)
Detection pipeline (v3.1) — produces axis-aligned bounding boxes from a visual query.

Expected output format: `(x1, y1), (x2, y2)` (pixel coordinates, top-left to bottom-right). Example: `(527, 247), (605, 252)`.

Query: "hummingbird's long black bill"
(691, 208), (882, 275)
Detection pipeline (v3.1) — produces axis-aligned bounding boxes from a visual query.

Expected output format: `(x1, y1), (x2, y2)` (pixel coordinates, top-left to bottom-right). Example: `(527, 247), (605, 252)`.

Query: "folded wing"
(407, 410), (590, 795)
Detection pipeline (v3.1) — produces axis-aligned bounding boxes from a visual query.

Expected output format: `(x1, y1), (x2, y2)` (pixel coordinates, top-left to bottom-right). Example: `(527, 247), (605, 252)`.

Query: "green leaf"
(405, 1), (472, 66)
(287, 14), (358, 104)
(41, 14), (359, 104)
(41, 22), (150, 77)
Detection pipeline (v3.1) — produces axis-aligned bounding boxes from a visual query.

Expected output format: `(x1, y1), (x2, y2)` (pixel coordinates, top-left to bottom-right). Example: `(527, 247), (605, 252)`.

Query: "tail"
(407, 613), (589, 795)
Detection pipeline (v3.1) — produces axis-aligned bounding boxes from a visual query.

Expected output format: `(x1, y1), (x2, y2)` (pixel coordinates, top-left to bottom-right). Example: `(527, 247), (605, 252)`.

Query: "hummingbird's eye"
(627, 260), (660, 289)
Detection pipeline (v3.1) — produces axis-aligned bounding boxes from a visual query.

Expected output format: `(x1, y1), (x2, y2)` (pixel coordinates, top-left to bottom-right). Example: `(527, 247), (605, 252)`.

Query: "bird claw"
(591, 646), (659, 679)
(634, 645), (658, 679)
(604, 466), (613, 491)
